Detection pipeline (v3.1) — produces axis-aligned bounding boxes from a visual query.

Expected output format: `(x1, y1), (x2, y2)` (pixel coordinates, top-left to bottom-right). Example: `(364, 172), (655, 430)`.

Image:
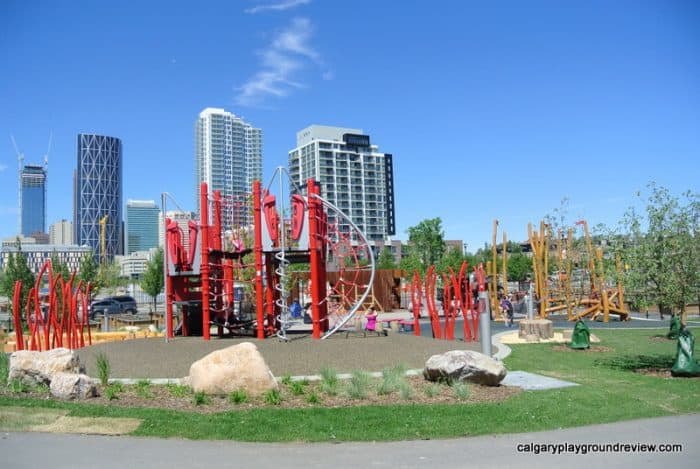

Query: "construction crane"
(99, 215), (108, 265)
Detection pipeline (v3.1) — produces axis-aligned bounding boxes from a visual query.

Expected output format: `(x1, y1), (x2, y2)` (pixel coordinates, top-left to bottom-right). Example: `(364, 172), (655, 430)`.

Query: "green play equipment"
(568, 319), (591, 350)
(671, 328), (700, 377)
(666, 315), (681, 340)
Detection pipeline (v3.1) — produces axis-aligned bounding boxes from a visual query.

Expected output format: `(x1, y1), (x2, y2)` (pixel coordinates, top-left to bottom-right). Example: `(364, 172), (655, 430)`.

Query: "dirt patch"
(634, 368), (700, 379)
(550, 345), (614, 353)
(649, 336), (673, 342)
(1, 376), (522, 415)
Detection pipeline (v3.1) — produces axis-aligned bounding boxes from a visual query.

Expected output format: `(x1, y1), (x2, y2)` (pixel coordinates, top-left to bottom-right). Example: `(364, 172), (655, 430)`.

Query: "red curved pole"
(12, 281), (24, 350)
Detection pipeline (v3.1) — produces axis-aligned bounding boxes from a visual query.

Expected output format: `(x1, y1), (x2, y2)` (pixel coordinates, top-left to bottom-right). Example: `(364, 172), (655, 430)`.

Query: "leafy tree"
(507, 253), (532, 282)
(619, 183), (699, 324)
(97, 260), (128, 295)
(398, 249), (423, 280)
(437, 245), (465, 274)
(50, 253), (72, 282)
(376, 247), (397, 270)
(406, 218), (446, 268)
(0, 240), (36, 315)
(77, 251), (100, 295)
(141, 248), (164, 313)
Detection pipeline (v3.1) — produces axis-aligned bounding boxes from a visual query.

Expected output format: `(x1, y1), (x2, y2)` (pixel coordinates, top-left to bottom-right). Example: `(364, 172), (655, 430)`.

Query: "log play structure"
(527, 219), (629, 322)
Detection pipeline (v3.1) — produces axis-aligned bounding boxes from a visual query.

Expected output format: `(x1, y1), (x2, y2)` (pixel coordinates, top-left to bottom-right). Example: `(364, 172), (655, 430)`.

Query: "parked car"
(109, 295), (138, 314)
(89, 299), (123, 320)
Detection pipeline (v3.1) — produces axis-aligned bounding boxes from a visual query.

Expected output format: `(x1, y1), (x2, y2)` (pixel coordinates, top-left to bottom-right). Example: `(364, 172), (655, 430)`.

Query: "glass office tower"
(74, 134), (123, 262)
(20, 164), (47, 236)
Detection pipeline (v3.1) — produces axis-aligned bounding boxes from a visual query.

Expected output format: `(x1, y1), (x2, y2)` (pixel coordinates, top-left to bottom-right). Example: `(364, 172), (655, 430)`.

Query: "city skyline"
(1, 1), (698, 253)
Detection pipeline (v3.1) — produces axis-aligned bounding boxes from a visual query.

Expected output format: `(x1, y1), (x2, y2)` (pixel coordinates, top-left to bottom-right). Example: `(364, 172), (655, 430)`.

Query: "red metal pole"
(200, 182), (211, 340)
(308, 179), (322, 339)
(12, 281), (24, 350)
(253, 180), (265, 339)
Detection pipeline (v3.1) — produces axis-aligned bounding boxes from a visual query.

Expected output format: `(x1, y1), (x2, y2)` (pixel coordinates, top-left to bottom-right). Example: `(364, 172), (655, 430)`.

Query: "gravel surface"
(75, 332), (487, 379)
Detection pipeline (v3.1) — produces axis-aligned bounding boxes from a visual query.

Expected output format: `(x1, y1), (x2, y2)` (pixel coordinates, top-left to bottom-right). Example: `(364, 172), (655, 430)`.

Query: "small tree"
(0, 239), (36, 315)
(140, 248), (164, 313)
(436, 245), (465, 274)
(376, 247), (397, 270)
(50, 253), (71, 282)
(77, 251), (100, 294)
(507, 253), (532, 282)
(406, 218), (446, 268)
(620, 183), (699, 324)
(398, 249), (423, 280)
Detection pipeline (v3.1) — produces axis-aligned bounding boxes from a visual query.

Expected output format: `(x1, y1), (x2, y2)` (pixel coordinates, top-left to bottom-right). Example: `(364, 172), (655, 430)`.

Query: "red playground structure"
(164, 170), (375, 341)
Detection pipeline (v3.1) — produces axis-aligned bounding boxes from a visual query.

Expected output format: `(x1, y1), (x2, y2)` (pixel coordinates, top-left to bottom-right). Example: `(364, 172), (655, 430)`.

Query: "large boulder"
(8, 348), (82, 386)
(187, 342), (278, 396)
(50, 372), (98, 400)
(423, 350), (507, 386)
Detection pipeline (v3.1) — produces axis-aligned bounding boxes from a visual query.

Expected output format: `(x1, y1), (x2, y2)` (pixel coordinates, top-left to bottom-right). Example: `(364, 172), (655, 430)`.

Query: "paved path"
(2, 414), (698, 468)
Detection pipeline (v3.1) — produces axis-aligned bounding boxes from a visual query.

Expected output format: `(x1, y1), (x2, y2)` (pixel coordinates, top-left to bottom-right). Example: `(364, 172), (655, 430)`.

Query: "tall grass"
(347, 370), (371, 400)
(95, 352), (111, 387)
(320, 367), (339, 396)
(378, 364), (407, 395)
(0, 353), (9, 388)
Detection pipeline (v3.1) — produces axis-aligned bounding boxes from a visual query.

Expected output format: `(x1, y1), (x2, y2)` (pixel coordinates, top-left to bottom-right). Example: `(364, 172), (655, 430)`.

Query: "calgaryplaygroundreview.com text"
(516, 442), (683, 455)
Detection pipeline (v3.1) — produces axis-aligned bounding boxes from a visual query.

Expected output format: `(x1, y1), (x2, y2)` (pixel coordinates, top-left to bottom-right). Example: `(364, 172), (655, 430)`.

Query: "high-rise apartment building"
(74, 134), (123, 262)
(288, 125), (395, 242)
(20, 164), (47, 236)
(49, 219), (73, 245)
(125, 200), (159, 254)
(194, 107), (262, 228)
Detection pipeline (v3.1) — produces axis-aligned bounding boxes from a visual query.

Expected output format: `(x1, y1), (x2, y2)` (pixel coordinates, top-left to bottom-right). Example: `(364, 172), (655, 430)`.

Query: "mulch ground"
(6, 333), (522, 412)
(74, 332), (487, 379)
(550, 345), (614, 352)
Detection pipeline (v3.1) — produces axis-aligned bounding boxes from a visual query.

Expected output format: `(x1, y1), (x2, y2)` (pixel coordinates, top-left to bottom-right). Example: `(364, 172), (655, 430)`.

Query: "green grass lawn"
(1, 327), (698, 442)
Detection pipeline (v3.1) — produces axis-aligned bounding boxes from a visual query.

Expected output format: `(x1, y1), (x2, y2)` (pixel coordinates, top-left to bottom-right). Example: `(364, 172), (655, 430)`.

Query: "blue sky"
(1, 0), (698, 252)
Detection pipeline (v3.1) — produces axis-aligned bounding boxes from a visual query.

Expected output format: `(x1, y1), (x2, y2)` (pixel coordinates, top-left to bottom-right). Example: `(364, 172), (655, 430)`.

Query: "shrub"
(193, 391), (210, 406)
(165, 383), (190, 397)
(95, 352), (111, 387)
(10, 378), (29, 393)
(105, 385), (120, 401)
(290, 380), (308, 396)
(110, 381), (125, 393)
(136, 379), (154, 398)
(229, 389), (248, 404)
(264, 388), (282, 405)
(306, 391), (321, 404)
(0, 352), (9, 387)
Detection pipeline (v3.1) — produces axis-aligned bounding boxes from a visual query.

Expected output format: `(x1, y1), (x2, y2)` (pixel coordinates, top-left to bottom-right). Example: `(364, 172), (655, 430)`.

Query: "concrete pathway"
(2, 414), (698, 468)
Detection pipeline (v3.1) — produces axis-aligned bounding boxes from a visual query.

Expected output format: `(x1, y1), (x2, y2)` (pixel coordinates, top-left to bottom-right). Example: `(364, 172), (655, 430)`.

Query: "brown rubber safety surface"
(75, 332), (485, 379)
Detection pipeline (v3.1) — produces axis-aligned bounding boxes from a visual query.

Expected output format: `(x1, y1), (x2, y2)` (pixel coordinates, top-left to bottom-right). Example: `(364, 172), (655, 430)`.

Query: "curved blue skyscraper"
(74, 134), (123, 262)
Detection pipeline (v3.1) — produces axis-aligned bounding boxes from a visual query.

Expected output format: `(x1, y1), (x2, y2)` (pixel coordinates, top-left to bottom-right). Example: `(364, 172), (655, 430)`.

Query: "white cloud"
(245, 0), (311, 14)
(235, 17), (323, 107)
(0, 164), (7, 172)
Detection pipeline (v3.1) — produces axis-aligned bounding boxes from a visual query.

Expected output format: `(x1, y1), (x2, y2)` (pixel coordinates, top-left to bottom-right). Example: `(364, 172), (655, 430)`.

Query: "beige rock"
(8, 348), (82, 386)
(187, 342), (278, 396)
(518, 319), (554, 340)
(423, 350), (507, 386)
(50, 372), (98, 400)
